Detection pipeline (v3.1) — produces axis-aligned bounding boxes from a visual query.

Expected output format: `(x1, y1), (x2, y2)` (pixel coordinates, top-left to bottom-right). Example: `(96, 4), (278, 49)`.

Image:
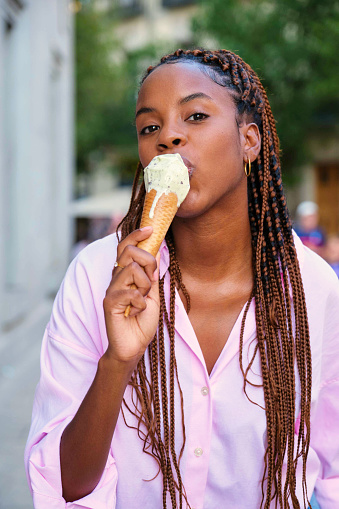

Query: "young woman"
(25, 49), (339, 509)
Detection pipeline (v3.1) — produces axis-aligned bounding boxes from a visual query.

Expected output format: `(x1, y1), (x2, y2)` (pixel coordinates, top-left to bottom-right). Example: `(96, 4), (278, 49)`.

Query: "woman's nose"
(157, 126), (187, 150)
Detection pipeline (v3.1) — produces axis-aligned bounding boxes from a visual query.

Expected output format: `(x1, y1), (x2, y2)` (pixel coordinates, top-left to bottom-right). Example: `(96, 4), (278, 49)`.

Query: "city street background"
(0, 299), (52, 508)
(0, 0), (338, 507)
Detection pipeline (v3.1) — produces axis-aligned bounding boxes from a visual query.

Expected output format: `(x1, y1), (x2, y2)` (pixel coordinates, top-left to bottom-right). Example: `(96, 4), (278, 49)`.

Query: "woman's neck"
(171, 200), (253, 284)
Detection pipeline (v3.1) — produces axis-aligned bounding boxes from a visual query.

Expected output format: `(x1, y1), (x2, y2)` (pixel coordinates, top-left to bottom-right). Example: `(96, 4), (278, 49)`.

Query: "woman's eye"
(140, 125), (159, 135)
(187, 113), (209, 121)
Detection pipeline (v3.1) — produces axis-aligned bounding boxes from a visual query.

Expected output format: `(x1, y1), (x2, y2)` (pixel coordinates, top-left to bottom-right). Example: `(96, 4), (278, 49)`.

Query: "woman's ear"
(240, 123), (261, 164)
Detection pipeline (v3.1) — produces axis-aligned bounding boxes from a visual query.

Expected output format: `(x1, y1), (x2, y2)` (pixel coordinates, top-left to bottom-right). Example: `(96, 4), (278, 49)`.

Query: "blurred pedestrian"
(71, 216), (121, 260)
(325, 235), (339, 278)
(294, 201), (326, 256)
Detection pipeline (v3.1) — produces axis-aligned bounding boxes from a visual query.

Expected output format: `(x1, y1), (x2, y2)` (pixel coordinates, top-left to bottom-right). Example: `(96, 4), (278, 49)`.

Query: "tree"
(192, 0), (339, 181)
(76, 4), (119, 174)
(75, 4), (173, 182)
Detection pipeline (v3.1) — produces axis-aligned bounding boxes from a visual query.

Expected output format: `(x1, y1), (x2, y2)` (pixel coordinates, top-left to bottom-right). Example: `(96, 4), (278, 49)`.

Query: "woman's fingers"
(115, 231), (157, 282)
(116, 227), (153, 261)
(104, 287), (147, 316)
(106, 254), (157, 317)
(113, 262), (152, 297)
(126, 252), (161, 317)
(105, 227), (160, 318)
(117, 226), (153, 253)
(115, 246), (157, 281)
(103, 237), (161, 363)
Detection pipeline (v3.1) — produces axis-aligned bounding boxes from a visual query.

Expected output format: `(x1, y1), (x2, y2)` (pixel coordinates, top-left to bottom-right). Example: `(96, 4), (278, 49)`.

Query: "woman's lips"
(180, 156), (194, 177)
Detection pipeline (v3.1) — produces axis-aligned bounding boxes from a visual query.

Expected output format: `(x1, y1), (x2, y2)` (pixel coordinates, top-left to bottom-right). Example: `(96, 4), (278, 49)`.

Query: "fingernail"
(140, 226), (152, 231)
(153, 269), (159, 281)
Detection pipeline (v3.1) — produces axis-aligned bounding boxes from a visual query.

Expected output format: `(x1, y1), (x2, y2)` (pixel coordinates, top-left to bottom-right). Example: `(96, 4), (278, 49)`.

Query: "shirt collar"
(159, 240), (170, 279)
(159, 233), (303, 300)
(284, 230), (305, 300)
(292, 229), (305, 272)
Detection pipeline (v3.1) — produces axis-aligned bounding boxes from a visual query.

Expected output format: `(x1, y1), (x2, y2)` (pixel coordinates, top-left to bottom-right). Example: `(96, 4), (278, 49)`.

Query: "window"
(115, 0), (143, 17)
(162, 0), (195, 8)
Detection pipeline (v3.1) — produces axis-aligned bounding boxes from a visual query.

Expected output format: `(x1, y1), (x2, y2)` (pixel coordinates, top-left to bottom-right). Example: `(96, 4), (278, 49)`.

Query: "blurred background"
(0, 0), (338, 507)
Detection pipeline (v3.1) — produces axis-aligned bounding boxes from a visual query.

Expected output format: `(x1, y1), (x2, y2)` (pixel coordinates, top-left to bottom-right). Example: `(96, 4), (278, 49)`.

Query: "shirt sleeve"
(24, 243), (118, 508)
(310, 268), (339, 508)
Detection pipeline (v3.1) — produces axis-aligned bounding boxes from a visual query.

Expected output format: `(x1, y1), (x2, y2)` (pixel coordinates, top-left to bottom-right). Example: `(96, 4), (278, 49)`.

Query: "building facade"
(293, 138), (339, 235)
(112, 0), (197, 51)
(0, 0), (74, 334)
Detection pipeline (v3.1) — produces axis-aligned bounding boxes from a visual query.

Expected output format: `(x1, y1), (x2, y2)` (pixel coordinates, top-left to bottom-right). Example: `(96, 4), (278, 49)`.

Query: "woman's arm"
(60, 226), (160, 502)
(60, 355), (133, 502)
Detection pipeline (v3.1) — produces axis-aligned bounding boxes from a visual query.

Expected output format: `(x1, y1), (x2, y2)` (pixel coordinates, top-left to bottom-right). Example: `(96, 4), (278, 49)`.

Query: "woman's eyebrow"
(135, 106), (156, 119)
(179, 92), (213, 104)
(135, 92), (214, 119)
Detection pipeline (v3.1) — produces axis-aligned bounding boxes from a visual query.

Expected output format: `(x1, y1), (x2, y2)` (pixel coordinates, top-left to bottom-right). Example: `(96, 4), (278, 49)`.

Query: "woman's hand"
(103, 226), (160, 370)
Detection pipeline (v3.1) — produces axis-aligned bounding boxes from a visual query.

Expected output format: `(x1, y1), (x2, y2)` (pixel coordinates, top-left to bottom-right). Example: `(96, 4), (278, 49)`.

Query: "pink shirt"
(25, 232), (339, 508)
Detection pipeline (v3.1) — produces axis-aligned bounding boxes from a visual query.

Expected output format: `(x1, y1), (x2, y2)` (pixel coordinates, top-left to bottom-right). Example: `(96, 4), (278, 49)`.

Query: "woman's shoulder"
(75, 232), (119, 267)
(57, 233), (119, 304)
(293, 230), (339, 299)
(48, 234), (120, 349)
(67, 233), (118, 277)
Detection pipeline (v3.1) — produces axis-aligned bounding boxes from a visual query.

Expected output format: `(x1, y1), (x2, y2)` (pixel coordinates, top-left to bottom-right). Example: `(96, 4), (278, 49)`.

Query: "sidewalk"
(0, 299), (53, 509)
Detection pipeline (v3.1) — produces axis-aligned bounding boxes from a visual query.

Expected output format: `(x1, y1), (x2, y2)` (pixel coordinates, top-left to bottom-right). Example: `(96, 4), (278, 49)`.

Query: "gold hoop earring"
(244, 159), (251, 177)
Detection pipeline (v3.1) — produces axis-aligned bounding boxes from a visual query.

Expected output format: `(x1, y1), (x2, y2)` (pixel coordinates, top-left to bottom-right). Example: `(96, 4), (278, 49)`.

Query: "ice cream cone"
(124, 189), (179, 317)
(124, 153), (190, 318)
(138, 189), (179, 256)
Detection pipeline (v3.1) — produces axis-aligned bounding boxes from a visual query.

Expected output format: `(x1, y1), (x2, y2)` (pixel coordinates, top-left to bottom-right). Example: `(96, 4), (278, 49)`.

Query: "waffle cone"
(137, 189), (179, 256)
(124, 189), (178, 317)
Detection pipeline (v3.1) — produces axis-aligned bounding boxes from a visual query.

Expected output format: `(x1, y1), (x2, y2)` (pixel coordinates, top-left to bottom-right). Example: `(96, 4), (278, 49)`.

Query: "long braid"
(118, 48), (312, 508)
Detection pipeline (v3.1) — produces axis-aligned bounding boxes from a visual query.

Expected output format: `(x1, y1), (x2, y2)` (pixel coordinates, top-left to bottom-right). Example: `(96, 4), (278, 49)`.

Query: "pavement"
(0, 299), (53, 509)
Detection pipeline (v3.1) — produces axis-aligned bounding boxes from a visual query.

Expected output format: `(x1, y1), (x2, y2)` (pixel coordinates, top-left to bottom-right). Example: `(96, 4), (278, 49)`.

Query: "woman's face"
(136, 62), (259, 219)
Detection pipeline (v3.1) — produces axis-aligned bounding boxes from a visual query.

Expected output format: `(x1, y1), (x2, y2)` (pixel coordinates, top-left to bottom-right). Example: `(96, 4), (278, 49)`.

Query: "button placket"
(201, 386), (209, 396)
(194, 447), (203, 457)
(184, 368), (212, 509)
(194, 385), (209, 459)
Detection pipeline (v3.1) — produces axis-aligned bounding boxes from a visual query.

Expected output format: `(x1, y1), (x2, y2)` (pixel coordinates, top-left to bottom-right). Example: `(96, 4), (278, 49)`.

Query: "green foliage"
(76, 5), (118, 173)
(192, 0), (339, 180)
(76, 5), (178, 179)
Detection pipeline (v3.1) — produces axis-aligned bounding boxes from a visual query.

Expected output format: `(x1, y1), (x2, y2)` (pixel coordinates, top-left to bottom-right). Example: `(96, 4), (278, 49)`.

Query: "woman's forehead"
(137, 62), (233, 107)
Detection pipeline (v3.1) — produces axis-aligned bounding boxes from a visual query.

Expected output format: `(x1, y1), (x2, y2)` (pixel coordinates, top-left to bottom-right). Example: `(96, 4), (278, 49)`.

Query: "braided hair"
(117, 49), (312, 509)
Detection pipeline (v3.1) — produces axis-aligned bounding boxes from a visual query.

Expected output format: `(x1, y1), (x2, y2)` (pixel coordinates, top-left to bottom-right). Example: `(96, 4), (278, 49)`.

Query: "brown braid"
(116, 48), (312, 508)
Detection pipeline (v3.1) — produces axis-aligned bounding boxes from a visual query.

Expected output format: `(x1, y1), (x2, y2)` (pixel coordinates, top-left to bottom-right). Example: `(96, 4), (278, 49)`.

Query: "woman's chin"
(175, 202), (207, 220)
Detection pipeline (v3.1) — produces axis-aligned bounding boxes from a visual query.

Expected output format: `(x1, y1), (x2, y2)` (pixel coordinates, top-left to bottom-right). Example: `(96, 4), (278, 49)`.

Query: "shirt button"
(194, 447), (203, 457)
(201, 386), (209, 396)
